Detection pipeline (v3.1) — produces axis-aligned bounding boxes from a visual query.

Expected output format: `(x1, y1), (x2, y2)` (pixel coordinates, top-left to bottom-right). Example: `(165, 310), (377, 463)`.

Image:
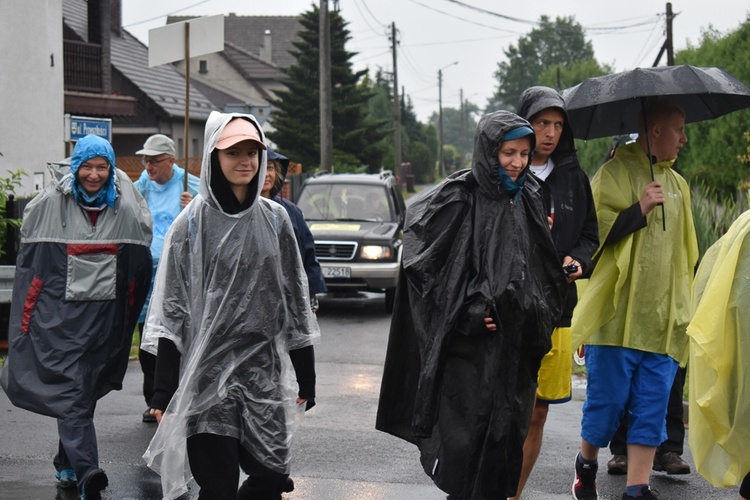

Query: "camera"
(563, 264), (579, 276)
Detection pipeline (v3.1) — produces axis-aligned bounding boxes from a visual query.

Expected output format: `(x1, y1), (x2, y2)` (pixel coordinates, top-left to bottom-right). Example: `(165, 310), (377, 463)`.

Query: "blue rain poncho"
(134, 164), (200, 323)
(141, 112), (320, 499)
(687, 209), (750, 488)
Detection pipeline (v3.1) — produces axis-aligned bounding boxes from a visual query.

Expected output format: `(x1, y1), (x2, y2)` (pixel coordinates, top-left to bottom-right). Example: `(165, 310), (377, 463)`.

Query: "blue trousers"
(54, 416), (99, 489)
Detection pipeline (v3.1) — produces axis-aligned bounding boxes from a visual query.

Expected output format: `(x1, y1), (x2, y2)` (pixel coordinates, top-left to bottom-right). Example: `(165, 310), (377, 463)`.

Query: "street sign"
(148, 14), (224, 67)
(64, 114), (112, 142)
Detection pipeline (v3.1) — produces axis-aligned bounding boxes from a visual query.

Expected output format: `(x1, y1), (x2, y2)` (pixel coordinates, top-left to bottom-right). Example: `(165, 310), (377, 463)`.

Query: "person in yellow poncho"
(570, 100), (699, 500)
(687, 210), (750, 499)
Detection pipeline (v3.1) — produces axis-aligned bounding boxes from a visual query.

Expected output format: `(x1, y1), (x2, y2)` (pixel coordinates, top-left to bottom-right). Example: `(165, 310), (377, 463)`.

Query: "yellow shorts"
(536, 326), (572, 403)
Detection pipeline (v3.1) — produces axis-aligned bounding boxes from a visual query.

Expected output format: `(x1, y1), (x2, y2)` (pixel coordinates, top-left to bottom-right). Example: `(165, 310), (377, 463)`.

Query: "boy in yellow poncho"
(687, 209), (750, 499)
(570, 100), (699, 500)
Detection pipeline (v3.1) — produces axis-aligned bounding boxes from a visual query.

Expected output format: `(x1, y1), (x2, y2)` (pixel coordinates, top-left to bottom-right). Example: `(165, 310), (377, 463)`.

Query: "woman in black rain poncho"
(141, 112), (319, 500)
(376, 110), (567, 499)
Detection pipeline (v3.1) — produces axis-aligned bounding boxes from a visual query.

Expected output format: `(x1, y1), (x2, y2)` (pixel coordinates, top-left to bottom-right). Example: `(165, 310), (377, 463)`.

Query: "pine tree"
(268, 6), (388, 171)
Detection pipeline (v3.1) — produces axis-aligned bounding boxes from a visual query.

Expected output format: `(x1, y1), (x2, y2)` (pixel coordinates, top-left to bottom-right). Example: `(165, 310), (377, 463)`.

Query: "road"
(0, 292), (740, 499)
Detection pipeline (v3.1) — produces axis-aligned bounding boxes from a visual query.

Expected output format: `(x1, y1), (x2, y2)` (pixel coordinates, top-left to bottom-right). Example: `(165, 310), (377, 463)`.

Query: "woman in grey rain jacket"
(1, 134), (153, 499)
(141, 112), (319, 500)
(376, 111), (567, 499)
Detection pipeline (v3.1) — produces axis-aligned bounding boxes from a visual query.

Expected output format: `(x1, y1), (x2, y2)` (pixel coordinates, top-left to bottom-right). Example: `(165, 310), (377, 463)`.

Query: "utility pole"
(438, 62), (458, 179)
(652, 3), (675, 66)
(666, 2), (674, 65)
(438, 68), (444, 179)
(390, 22), (402, 186)
(319, 0), (333, 171)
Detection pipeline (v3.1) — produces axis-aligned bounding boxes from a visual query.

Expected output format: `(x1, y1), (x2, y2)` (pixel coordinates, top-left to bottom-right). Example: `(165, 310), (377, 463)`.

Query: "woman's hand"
(150, 408), (164, 425)
(484, 317), (497, 332)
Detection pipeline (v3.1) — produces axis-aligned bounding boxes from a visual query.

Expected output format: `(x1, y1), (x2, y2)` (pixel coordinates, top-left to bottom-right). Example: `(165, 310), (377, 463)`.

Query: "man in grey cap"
(133, 134), (199, 423)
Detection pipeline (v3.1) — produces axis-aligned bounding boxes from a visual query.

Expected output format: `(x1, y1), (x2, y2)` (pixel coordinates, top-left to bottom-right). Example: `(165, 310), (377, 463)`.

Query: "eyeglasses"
(142, 156), (171, 166)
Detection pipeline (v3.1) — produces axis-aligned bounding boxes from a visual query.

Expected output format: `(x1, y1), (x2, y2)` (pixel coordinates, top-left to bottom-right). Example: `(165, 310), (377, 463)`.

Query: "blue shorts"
(581, 345), (678, 448)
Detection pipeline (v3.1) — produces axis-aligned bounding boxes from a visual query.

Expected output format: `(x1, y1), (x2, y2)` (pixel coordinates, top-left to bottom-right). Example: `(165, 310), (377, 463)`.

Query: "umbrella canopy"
(562, 65), (750, 140)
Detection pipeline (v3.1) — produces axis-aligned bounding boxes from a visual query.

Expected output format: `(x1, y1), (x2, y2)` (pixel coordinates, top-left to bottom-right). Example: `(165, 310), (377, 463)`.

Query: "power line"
(123, 0), (214, 28)
(405, 0), (522, 33)
(351, 0), (386, 36)
(438, 0), (537, 26)
(630, 17), (665, 68)
(358, 0), (388, 29)
(405, 34), (515, 48)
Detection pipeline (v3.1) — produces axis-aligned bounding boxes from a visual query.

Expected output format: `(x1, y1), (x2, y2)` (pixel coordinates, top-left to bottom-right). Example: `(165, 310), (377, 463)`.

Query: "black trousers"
(609, 366), (686, 455)
(186, 433), (288, 500)
(138, 323), (156, 406)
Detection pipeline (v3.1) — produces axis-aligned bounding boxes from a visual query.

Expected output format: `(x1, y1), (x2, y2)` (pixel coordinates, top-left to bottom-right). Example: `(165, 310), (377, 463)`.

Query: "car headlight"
(360, 245), (392, 260)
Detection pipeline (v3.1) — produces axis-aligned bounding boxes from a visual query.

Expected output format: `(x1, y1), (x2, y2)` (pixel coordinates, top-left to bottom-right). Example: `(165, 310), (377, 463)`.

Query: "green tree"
(487, 16), (611, 110)
(401, 97), (438, 183)
(268, 6), (388, 172)
(675, 23), (750, 196)
(428, 100), (480, 172)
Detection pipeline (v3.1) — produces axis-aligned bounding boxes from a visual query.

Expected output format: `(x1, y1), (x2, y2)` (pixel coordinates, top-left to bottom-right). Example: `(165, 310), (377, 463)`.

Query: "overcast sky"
(121, 0), (749, 121)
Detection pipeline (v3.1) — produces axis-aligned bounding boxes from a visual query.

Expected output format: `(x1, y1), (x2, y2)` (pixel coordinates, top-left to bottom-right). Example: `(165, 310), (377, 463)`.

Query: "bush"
(0, 170), (25, 263)
(691, 183), (746, 264)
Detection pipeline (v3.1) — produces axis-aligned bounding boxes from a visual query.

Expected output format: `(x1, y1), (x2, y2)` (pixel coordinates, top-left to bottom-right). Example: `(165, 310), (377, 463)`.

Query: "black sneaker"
(652, 452), (690, 474)
(622, 485), (660, 499)
(572, 454), (599, 499)
(81, 468), (108, 500)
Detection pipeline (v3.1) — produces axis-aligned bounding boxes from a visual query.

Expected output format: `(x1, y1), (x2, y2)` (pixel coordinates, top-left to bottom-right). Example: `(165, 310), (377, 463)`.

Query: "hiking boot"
(607, 454), (628, 475)
(572, 454), (599, 499)
(55, 468), (77, 489)
(622, 485), (660, 498)
(81, 468), (108, 500)
(283, 477), (295, 492)
(142, 408), (157, 423)
(652, 452), (690, 475)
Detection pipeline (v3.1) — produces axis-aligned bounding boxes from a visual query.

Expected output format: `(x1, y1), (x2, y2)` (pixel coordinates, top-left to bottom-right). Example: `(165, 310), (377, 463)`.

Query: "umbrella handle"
(642, 99), (667, 231)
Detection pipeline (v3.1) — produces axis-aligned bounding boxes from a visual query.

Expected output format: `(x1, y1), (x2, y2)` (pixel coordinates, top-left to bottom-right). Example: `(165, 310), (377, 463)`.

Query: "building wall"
(0, 1), (64, 196)
(175, 55), (269, 105)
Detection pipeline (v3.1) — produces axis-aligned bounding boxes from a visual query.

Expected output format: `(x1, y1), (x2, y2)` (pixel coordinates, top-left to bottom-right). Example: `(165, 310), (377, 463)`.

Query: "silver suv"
(296, 171), (405, 312)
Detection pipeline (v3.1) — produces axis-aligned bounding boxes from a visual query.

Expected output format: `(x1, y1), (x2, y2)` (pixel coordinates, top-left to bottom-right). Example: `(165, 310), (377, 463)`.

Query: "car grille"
(315, 240), (358, 260)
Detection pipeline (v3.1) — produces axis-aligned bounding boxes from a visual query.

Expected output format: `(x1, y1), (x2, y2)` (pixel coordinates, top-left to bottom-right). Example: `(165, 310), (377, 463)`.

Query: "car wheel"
(385, 287), (396, 313)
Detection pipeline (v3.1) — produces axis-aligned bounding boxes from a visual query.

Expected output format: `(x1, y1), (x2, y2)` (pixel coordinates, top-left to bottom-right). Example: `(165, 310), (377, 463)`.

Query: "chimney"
(260, 29), (272, 63)
(111, 0), (122, 37)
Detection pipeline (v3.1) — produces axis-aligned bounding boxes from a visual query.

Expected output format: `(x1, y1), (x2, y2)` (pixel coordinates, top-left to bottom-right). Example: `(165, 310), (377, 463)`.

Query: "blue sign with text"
(65, 115), (112, 142)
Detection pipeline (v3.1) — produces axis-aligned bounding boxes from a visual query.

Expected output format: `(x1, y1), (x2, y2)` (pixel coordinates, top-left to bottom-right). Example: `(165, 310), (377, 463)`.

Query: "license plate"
(323, 266), (351, 279)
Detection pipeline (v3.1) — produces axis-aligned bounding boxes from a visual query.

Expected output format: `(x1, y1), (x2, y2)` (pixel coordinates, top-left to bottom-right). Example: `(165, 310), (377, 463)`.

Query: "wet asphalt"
(0, 292), (740, 499)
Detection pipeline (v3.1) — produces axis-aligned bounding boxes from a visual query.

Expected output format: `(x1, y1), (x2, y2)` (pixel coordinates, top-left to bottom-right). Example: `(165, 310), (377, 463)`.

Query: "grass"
(131, 325), (141, 358)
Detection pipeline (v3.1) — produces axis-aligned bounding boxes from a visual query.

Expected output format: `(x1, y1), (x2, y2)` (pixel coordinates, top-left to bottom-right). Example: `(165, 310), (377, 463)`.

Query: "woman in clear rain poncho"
(376, 110), (567, 499)
(141, 112), (320, 500)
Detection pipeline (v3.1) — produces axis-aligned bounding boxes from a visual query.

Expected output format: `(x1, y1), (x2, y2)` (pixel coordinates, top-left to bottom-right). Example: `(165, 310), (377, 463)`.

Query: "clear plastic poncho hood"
(141, 111), (320, 499)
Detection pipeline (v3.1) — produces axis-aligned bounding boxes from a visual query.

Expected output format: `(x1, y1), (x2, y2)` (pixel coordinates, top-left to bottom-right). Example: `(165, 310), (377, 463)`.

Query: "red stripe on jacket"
(66, 243), (119, 256)
(21, 277), (44, 334)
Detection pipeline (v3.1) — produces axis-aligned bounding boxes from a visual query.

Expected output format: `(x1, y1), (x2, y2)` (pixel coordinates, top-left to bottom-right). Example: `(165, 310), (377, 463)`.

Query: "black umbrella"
(563, 65), (750, 139)
(562, 65), (750, 229)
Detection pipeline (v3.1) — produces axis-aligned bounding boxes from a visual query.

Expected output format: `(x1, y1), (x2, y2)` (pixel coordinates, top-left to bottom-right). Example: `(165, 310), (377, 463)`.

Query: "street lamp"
(438, 61), (459, 179)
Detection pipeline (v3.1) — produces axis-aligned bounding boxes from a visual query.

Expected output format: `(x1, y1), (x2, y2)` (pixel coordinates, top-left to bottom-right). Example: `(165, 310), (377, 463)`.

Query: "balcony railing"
(64, 39), (102, 93)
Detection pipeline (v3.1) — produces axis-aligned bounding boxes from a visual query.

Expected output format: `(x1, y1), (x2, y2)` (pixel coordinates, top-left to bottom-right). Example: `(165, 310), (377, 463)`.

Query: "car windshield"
(298, 183), (392, 222)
